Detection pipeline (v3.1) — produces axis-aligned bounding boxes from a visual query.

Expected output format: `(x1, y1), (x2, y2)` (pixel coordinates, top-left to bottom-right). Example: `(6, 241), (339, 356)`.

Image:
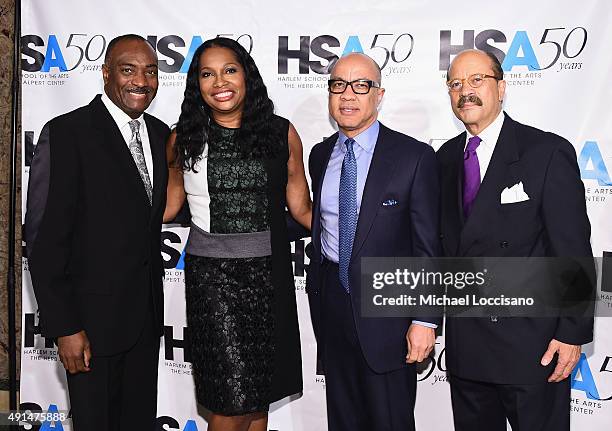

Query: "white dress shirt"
(464, 110), (505, 184)
(101, 93), (154, 186)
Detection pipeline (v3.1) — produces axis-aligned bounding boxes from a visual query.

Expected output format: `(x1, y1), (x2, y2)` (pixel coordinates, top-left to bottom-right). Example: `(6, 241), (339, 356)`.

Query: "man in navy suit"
(306, 53), (440, 430)
(438, 49), (594, 430)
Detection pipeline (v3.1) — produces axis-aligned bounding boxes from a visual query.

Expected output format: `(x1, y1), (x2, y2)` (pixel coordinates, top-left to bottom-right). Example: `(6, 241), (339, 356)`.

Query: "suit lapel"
(459, 114), (519, 255)
(351, 124), (395, 261)
(90, 95), (152, 212)
(145, 114), (166, 221)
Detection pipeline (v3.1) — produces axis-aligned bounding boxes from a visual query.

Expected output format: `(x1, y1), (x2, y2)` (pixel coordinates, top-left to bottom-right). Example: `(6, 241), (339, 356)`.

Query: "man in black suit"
(25, 34), (169, 430)
(438, 49), (594, 430)
(306, 53), (440, 430)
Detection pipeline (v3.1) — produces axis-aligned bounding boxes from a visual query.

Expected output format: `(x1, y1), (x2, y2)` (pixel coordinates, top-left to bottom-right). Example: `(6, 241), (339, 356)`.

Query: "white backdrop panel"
(20, 1), (612, 430)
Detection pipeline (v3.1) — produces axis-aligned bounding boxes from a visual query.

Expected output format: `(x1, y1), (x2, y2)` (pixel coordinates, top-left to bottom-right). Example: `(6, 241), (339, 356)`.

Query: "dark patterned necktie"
(128, 120), (153, 205)
(338, 138), (357, 293)
(462, 135), (481, 218)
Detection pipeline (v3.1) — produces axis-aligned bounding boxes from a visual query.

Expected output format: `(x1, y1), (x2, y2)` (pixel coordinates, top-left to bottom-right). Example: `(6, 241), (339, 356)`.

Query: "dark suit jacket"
(437, 113), (594, 384)
(25, 94), (170, 356)
(307, 122), (441, 374)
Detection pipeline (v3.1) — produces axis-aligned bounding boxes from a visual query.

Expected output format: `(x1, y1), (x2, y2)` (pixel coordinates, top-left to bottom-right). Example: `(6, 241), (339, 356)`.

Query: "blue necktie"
(339, 138), (357, 293)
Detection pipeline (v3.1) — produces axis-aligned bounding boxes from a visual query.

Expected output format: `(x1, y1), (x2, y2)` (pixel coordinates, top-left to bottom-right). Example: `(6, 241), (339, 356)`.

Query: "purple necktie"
(462, 135), (482, 218)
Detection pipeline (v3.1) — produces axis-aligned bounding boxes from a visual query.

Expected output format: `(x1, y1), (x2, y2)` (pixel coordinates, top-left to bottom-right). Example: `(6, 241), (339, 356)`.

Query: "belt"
(321, 256), (339, 268)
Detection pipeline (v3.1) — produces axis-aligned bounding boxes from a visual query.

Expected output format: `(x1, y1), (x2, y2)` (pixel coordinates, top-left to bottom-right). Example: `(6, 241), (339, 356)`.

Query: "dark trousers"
(322, 261), (416, 431)
(450, 374), (570, 431)
(66, 306), (160, 431)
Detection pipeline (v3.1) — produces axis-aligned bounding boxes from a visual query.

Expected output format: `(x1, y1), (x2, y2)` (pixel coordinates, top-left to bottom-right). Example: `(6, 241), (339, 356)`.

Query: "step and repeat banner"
(19, 1), (612, 429)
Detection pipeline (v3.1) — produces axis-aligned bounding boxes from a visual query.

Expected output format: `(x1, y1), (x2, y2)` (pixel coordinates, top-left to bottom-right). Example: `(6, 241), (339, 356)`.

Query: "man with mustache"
(307, 53), (440, 430)
(26, 34), (169, 430)
(437, 49), (594, 430)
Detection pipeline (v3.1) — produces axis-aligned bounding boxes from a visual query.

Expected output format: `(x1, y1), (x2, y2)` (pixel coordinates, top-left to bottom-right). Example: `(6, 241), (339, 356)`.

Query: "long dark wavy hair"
(174, 37), (279, 171)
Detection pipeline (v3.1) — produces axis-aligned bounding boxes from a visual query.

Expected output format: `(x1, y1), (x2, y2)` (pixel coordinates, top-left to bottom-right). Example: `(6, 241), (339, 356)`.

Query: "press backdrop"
(19, 1), (612, 429)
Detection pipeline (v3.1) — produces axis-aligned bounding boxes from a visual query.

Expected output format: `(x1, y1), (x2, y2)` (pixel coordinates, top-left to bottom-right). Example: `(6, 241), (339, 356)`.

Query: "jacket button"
(143, 259), (149, 266)
(500, 241), (509, 248)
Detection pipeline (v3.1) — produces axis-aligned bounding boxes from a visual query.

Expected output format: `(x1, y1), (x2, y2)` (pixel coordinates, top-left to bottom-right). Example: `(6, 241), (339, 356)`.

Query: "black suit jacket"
(437, 113), (594, 384)
(25, 94), (170, 356)
(307, 122), (441, 374)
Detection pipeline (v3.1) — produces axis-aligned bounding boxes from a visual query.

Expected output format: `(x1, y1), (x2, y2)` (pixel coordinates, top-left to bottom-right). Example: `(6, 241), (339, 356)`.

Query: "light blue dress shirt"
(321, 121), (379, 263)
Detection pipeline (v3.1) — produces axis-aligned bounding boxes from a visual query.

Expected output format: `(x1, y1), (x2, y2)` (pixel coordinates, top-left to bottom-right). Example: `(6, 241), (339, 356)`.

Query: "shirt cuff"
(412, 320), (438, 329)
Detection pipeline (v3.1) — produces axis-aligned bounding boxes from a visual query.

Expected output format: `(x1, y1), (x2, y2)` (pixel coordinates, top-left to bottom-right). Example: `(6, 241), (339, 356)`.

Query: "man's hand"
(57, 330), (92, 374)
(540, 338), (581, 383)
(406, 324), (436, 363)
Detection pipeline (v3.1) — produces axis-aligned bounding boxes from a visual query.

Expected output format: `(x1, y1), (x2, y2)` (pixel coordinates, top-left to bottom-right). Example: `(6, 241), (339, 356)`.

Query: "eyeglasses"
(446, 74), (500, 92)
(328, 79), (380, 94)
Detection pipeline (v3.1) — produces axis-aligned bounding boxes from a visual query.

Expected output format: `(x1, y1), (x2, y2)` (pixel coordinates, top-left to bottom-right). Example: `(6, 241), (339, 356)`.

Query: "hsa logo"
(161, 230), (186, 270)
(22, 34), (253, 73)
(155, 417), (283, 430)
(292, 239), (311, 277)
(439, 27), (587, 72)
(164, 325), (191, 362)
(155, 417), (199, 431)
(22, 34), (79, 72)
(24, 312), (55, 349)
(18, 403), (64, 431)
(571, 353), (612, 401)
(578, 141), (612, 186)
(278, 33), (414, 74)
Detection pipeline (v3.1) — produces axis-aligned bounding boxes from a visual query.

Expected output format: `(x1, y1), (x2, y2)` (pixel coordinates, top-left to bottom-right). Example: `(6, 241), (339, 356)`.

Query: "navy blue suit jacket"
(307, 122), (441, 374)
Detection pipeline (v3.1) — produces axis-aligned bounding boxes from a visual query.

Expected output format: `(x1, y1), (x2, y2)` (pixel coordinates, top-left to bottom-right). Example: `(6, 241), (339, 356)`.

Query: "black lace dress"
(183, 118), (302, 415)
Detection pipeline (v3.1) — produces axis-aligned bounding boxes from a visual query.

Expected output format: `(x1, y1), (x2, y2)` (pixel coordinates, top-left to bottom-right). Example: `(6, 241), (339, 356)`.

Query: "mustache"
(127, 87), (153, 94)
(458, 94), (483, 108)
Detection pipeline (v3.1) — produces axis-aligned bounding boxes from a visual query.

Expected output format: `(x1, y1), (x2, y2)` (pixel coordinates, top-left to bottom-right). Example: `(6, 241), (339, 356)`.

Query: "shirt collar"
(338, 120), (380, 154)
(101, 92), (144, 130)
(465, 110), (504, 150)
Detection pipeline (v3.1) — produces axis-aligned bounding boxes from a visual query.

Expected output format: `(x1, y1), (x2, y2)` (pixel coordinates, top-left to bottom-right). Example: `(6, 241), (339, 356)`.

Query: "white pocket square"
(500, 181), (530, 204)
